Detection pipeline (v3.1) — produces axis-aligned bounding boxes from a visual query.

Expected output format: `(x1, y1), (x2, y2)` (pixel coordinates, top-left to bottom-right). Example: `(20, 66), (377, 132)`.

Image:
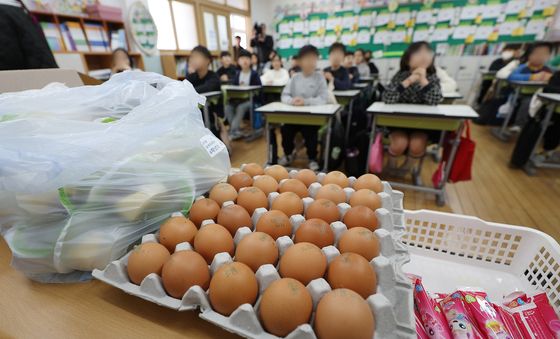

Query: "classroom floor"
(230, 123), (560, 242)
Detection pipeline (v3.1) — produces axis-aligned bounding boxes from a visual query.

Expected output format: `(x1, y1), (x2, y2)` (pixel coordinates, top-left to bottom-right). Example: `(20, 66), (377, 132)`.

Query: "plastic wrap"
(0, 72), (230, 282)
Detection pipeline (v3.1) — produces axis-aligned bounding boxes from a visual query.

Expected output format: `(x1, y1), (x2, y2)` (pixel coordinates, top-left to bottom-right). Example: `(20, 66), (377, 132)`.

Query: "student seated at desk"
(251, 52), (263, 75)
(382, 41), (443, 174)
(289, 55), (301, 77)
(364, 50), (379, 75)
(279, 45), (329, 171)
(217, 51), (237, 83)
(260, 54), (289, 86)
(224, 49), (262, 140)
(343, 51), (360, 84)
(354, 49), (371, 79)
(262, 50), (278, 71)
(324, 42), (352, 90)
(508, 42), (553, 130)
(476, 44), (521, 104)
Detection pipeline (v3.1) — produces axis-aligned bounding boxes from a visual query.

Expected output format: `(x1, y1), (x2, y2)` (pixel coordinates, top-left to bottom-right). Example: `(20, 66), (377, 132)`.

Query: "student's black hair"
(519, 42), (552, 64)
(345, 51), (354, 56)
(354, 48), (365, 55)
(269, 54), (283, 69)
(192, 45), (212, 61)
(292, 55), (299, 60)
(235, 35), (241, 40)
(269, 50), (278, 59)
(298, 45), (319, 58)
(399, 41), (436, 75)
(238, 49), (252, 60)
(329, 42), (346, 54)
(503, 43), (522, 51)
(251, 52), (260, 63)
(220, 51), (232, 58)
(112, 48), (133, 68)
(363, 50), (372, 60)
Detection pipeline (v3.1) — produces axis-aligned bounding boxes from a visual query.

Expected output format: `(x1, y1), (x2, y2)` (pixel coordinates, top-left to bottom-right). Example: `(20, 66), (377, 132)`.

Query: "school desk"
(523, 92), (560, 175)
(221, 84), (262, 137)
(353, 82), (369, 90)
(200, 91), (221, 129)
(442, 91), (463, 103)
(366, 102), (478, 206)
(358, 75), (377, 84)
(333, 89), (361, 145)
(262, 84), (285, 95)
(491, 80), (547, 142)
(256, 102), (342, 171)
(481, 70), (497, 82)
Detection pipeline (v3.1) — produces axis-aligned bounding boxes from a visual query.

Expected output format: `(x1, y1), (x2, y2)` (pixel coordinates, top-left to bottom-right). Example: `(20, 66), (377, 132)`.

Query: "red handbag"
(434, 121), (475, 185)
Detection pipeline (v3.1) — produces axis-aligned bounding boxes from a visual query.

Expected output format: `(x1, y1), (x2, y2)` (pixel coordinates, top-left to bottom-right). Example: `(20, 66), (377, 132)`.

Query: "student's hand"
(220, 74), (229, 81)
(540, 72), (553, 82)
(349, 73), (354, 80)
(403, 73), (420, 87)
(324, 71), (334, 82)
(292, 97), (305, 106)
(413, 67), (427, 80)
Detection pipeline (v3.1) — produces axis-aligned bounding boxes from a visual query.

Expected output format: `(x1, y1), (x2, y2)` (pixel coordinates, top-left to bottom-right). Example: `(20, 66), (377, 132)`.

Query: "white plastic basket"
(401, 209), (560, 312)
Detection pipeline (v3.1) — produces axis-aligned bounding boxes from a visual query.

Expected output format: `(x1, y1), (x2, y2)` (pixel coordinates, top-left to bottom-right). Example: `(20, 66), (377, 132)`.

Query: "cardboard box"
(0, 69), (101, 94)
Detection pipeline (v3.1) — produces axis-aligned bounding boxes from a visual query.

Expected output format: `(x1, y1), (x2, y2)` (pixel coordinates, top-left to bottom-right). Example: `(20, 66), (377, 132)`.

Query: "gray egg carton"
(93, 175), (414, 339)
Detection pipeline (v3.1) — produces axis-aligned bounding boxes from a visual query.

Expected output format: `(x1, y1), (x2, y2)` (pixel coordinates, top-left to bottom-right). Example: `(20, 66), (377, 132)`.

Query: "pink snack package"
(494, 304), (525, 339)
(416, 309), (431, 339)
(461, 290), (512, 338)
(502, 291), (555, 338)
(532, 292), (560, 337)
(440, 291), (485, 339)
(410, 275), (452, 339)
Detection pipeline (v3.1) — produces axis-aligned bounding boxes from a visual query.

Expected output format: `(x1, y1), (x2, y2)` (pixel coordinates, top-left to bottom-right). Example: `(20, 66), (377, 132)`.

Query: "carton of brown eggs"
(93, 169), (414, 338)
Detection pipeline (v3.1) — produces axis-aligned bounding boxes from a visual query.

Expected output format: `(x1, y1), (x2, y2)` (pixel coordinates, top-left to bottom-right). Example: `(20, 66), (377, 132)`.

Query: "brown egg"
(279, 179), (309, 198)
(158, 216), (198, 253)
(242, 163), (265, 177)
(217, 204), (252, 236)
(161, 251), (210, 298)
(314, 289), (375, 339)
(349, 189), (381, 211)
(209, 183), (238, 207)
(271, 192), (303, 217)
(227, 172), (254, 191)
(265, 165), (289, 182)
(279, 242), (327, 285)
(237, 187), (268, 215)
(294, 169), (317, 187)
(294, 218), (335, 248)
(342, 205), (378, 231)
(127, 243), (171, 285)
(338, 227), (380, 261)
(235, 232), (279, 272)
(323, 171), (349, 188)
(327, 253), (377, 298)
(189, 198), (220, 227)
(306, 198), (339, 224)
(193, 223), (235, 264)
(255, 210), (292, 240)
(259, 278), (313, 337)
(354, 173), (383, 193)
(253, 175), (279, 196)
(209, 262), (258, 316)
(316, 184), (346, 204)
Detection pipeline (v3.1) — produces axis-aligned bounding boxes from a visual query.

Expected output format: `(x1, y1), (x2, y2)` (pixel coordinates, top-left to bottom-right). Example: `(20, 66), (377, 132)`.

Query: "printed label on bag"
(200, 135), (226, 158)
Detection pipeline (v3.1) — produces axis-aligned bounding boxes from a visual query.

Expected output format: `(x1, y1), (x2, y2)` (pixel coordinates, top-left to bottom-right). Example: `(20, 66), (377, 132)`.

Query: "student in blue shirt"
(225, 49), (262, 140)
(323, 42), (352, 90)
(508, 42), (553, 129)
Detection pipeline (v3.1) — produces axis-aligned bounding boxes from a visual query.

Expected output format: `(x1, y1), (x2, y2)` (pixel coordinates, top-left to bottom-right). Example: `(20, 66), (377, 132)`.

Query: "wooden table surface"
(0, 238), (238, 339)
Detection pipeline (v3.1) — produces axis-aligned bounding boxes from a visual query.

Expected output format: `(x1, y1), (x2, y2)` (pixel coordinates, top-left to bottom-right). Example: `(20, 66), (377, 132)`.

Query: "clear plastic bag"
(0, 72), (230, 282)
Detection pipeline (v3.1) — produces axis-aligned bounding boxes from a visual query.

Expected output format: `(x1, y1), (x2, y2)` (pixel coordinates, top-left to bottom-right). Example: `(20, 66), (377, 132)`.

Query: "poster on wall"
(128, 1), (158, 55)
(217, 15), (229, 51)
(203, 12), (219, 51)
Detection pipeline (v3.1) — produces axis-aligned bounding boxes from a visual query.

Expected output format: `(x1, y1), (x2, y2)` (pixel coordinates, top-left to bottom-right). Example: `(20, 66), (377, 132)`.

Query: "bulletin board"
(275, 0), (557, 59)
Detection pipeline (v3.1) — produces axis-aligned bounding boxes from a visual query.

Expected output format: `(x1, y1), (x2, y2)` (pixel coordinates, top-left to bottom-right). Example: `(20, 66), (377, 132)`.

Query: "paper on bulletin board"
(293, 20), (304, 33)
(390, 30), (406, 43)
(375, 13), (391, 27)
(481, 4), (503, 19)
(326, 16), (341, 30)
(358, 13), (372, 27)
(452, 25), (476, 39)
(342, 15), (356, 30)
(498, 21), (519, 35)
(505, 1), (525, 15)
(460, 6), (481, 20)
(431, 27), (452, 41)
(278, 37), (292, 49)
(357, 29), (371, 44)
(533, 0), (554, 11)
(525, 19), (547, 36)
(309, 35), (324, 49)
(292, 36), (306, 48)
(437, 8), (455, 22)
(395, 11), (411, 25)
(279, 22), (291, 34)
(373, 30), (390, 44)
(413, 29), (430, 42)
(416, 10), (432, 24)
(309, 18), (322, 32)
(474, 25), (493, 40)
(324, 33), (337, 46)
(341, 31), (356, 45)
